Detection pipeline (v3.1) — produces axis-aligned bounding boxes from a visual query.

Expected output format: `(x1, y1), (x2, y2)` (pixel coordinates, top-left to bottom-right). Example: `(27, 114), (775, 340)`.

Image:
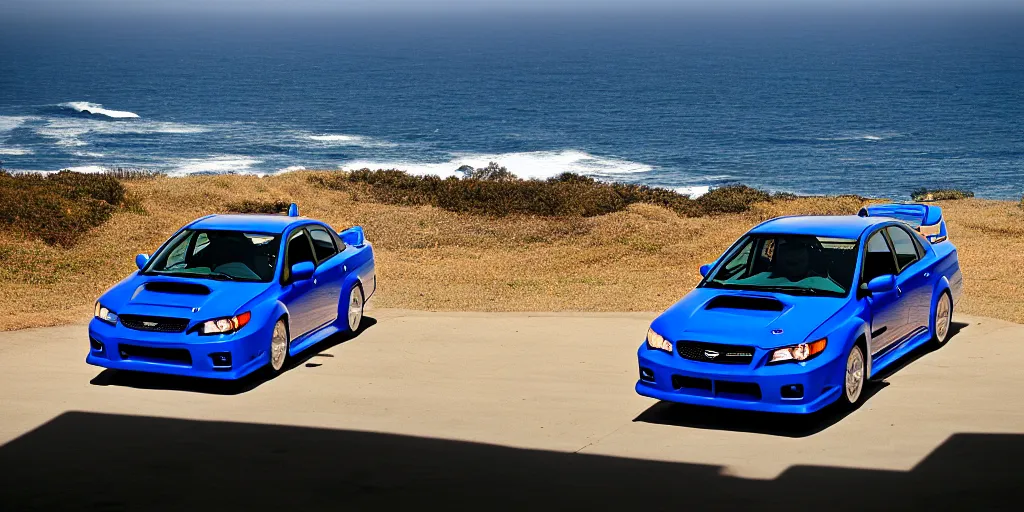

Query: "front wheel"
(269, 319), (289, 374)
(840, 344), (866, 408)
(930, 291), (953, 347)
(347, 284), (364, 332)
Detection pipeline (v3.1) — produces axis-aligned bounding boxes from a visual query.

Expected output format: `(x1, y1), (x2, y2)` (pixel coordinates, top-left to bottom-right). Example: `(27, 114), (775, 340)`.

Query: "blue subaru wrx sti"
(87, 204), (375, 380)
(636, 203), (962, 413)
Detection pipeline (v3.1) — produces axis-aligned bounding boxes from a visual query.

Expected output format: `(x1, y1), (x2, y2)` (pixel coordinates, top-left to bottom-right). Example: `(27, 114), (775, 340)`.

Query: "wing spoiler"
(858, 203), (948, 243)
(338, 226), (366, 247)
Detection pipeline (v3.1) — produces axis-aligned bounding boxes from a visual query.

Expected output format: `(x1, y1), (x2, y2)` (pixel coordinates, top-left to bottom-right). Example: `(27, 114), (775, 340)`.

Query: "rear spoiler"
(858, 203), (948, 243)
(338, 226), (366, 247)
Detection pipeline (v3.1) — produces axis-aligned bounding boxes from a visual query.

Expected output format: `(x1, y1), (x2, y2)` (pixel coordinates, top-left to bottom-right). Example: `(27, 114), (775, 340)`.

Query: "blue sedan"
(87, 204), (376, 379)
(636, 203), (962, 413)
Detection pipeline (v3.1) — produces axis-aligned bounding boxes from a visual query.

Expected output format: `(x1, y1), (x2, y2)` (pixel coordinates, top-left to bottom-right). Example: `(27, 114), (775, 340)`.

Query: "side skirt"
(869, 326), (930, 378)
(287, 323), (342, 357)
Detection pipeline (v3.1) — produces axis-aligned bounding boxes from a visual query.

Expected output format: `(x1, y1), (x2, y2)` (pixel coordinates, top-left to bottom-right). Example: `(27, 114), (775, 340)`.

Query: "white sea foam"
(72, 151), (106, 158)
(59, 102), (140, 119)
(166, 156), (263, 176)
(0, 116), (37, 133)
(672, 185), (710, 198)
(62, 165), (108, 173)
(279, 165), (308, 173)
(0, 147), (33, 156)
(34, 118), (208, 147)
(341, 150), (653, 180)
(306, 133), (397, 148)
(817, 133), (893, 142)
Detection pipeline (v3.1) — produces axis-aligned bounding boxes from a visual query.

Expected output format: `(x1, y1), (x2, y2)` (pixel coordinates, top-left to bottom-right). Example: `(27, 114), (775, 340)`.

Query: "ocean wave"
(59, 102), (140, 119)
(306, 133), (397, 148)
(62, 165), (108, 173)
(816, 133), (895, 142)
(0, 147), (33, 156)
(166, 156), (263, 176)
(340, 150), (653, 180)
(672, 185), (710, 198)
(34, 118), (208, 147)
(72, 151), (106, 158)
(279, 165), (308, 173)
(0, 116), (37, 133)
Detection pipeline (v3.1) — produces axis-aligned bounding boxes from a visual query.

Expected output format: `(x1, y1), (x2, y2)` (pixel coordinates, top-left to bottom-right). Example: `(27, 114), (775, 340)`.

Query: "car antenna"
(287, 203), (298, 217)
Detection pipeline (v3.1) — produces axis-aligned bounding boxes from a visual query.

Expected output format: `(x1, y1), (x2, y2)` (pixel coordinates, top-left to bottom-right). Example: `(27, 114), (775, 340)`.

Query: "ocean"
(1, 10), (1022, 199)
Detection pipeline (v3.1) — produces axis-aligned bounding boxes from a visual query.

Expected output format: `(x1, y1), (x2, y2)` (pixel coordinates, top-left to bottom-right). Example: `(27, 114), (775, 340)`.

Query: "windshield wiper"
(754, 286), (823, 296)
(152, 271), (237, 281)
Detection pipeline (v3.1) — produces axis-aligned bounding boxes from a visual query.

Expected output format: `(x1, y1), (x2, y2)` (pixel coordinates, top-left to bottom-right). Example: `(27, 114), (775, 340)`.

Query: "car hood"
(98, 273), (272, 321)
(650, 288), (849, 349)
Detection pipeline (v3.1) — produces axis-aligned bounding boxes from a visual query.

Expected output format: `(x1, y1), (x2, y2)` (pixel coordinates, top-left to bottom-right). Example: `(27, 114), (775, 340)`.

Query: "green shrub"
(458, 162), (518, 181)
(911, 188), (975, 201)
(224, 199), (293, 214)
(0, 170), (125, 246)
(311, 169), (777, 218)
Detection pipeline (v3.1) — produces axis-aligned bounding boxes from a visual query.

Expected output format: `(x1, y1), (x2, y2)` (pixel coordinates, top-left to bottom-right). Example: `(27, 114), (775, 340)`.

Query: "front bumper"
(86, 317), (274, 380)
(635, 343), (844, 414)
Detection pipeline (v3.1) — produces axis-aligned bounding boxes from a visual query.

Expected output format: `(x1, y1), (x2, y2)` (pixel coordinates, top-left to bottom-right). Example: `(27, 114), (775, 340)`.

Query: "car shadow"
(89, 316), (379, 395)
(1, 411), (1019, 510)
(635, 321), (969, 437)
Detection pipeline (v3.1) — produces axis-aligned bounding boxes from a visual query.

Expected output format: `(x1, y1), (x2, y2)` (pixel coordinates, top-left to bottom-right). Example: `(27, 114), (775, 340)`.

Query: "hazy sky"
(5, 0), (1023, 16)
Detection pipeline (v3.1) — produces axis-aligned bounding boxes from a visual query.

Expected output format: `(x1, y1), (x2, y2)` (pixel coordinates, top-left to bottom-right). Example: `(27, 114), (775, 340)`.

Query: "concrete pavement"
(1, 307), (1021, 509)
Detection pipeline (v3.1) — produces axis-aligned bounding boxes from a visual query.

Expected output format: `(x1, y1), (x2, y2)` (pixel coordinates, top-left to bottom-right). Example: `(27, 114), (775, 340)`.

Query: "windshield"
(701, 234), (858, 297)
(144, 229), (281, 282)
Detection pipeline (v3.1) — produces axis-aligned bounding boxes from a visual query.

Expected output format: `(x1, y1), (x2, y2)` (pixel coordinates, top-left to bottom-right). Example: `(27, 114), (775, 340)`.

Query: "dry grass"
(0, 172), (1021, 331)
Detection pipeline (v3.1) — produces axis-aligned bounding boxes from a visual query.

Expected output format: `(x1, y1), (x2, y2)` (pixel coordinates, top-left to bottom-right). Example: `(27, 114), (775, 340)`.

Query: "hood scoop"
(142, 282), (211, 296)
(705, 295), (784, 312)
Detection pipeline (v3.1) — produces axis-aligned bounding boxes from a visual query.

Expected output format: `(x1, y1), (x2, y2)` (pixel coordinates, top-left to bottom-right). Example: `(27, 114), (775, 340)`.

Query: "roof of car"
(188, 214), (316, 234)
(749, 215), (892, 239)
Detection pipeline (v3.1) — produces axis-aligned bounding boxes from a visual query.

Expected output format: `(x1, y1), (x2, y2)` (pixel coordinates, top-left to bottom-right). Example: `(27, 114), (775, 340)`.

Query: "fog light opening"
(89, 337), (104, 351)
(210, 352), (232, 369)
(780, 384), (804, 399)
(639, 367), (655, 382)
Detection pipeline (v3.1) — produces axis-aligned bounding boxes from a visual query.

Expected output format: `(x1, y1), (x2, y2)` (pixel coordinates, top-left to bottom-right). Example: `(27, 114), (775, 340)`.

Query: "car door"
(886, 225), (931, 335)
(860, 229), (908, 355)
(306, 225), (345, 329)
(279, 227), (320, 338)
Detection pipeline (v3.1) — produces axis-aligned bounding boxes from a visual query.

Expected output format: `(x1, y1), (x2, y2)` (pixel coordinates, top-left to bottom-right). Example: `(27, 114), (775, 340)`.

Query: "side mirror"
(865, 274), (896, 294)
(699, 263), (713, 277)
(135, 253), (150, 270)
(290, 261), (315, 282)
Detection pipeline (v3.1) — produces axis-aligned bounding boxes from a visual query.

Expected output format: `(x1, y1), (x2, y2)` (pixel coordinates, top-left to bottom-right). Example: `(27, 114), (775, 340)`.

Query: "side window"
(282, 230), (315, 282)
(886, 226), (920, 273)
(308, 227), (338, 262)
(861, 231), (898, 283)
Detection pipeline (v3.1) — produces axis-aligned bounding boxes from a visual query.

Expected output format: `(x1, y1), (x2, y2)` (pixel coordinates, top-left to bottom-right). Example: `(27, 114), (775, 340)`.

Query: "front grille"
(119, 314), (189, 333)
(676, 341), (754, 365)
(118, 344), (192, 366)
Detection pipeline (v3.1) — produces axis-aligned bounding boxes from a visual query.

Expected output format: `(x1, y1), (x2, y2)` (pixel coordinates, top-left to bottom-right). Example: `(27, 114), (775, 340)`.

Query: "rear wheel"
(931, 291), (953, 347)
(269, 319), (289, 373)
(840, 344), (865, 408)
(347, 284), (364, 332)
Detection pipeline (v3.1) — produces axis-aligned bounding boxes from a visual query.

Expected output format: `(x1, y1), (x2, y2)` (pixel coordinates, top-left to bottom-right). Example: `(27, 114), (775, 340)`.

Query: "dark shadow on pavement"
(88, 316), (378, 395)
(0, 411), (1018, 510)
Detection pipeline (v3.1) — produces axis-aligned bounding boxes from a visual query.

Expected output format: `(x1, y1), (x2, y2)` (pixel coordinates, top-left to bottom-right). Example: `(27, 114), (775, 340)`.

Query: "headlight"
(199, 311), (251, 335)
(94, 302), (118, 325)
(646, 327), (673, 353)
(769, 338), (827, 364)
